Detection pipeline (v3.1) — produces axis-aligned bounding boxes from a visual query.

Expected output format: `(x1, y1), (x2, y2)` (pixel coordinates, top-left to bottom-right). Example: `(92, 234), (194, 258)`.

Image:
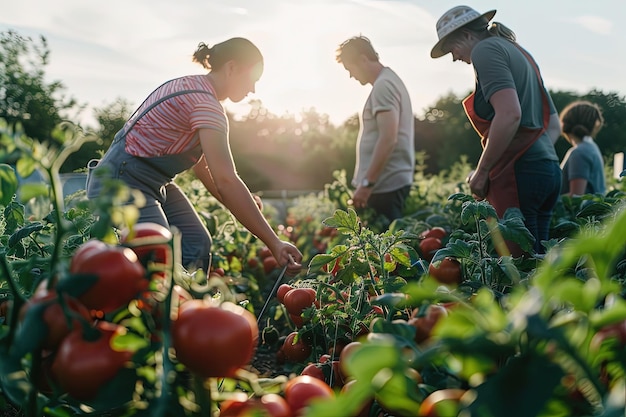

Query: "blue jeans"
(515, 159), (561, 254)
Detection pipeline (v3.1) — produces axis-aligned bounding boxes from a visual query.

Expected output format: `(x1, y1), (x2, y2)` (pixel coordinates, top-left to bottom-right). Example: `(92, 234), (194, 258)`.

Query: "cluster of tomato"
(15, 223), (171, 400)
(418, 227), (462, 286)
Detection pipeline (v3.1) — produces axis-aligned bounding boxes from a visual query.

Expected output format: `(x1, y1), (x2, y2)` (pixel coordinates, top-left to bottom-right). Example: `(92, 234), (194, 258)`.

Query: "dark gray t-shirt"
(560, 138), (606, 195)
(470, 37), (558, 163)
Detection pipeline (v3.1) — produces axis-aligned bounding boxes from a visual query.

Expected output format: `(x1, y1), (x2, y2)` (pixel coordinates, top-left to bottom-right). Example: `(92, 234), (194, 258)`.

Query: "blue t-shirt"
(560, 138), (606, 195)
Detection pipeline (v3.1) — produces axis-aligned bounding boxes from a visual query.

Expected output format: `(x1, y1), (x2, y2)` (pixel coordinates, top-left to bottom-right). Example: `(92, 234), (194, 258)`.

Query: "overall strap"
(122, 89), (214, 136)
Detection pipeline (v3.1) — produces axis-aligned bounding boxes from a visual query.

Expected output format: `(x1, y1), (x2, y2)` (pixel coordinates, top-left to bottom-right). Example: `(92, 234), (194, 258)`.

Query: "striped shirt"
(124, 75), (227, 158)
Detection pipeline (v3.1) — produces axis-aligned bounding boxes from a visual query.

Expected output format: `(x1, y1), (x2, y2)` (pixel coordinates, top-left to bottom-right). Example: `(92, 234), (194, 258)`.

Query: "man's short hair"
(336, 35), (379, 64)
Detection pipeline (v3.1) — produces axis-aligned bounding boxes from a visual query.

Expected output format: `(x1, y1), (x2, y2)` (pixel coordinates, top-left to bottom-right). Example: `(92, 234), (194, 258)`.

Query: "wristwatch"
(361, 178), (375, 188)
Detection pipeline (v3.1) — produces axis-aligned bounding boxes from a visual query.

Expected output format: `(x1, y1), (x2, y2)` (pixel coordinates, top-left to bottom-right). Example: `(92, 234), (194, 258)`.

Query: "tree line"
(2, 29), (626, 191)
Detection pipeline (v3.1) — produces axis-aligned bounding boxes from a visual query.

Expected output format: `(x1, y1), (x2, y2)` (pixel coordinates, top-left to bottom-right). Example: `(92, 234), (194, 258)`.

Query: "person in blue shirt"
(559, 100), (606, 196)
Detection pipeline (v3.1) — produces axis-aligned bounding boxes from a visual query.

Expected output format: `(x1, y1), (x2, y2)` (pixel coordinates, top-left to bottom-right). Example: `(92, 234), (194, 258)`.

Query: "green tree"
(416, 91), (480, 175)
(0, 30), (76, 152)
(61, 98), (133, 173)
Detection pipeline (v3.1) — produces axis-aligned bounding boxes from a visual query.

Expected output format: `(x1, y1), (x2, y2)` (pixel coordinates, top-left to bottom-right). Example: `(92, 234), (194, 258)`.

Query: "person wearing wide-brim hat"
(431, 5), (562, 256)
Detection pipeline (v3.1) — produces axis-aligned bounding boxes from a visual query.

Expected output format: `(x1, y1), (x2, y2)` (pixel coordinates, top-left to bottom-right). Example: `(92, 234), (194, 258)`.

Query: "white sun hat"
(431, 5), (496, 58)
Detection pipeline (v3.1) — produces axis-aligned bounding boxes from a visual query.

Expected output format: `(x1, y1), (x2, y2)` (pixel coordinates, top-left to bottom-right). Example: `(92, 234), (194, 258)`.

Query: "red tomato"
(338, 341), (362, 380)
(69, 239), (108, 273)
(0, 299), (12, 322)
(419, 227), (447, 240)
(289, 313), (305, 328)
(220, 393), (291, 417)
(428, 257), (462, 286)
(408, 304), (448, 344)
(282, 331), (312, 363)
(322, 258), (342, 275)
(419, 237), (442, 262)
(19, 289), (92, 350)
(247, 257), (260, 269)
(69, 242), (148, 313)
(263, 256), (280, 274)
(418, 388), (467, 417)
(590, 319), (626, 351)
(51, 321), (134, 400)
(284, 375), (334, 417)
(276, 284), (294, 303)
(119, 222), (172, 266)
(258, 246), (273, 259)
(171, 299), (258, 378)
(283, 288), (315, 315)
(300, 363), (325, 382)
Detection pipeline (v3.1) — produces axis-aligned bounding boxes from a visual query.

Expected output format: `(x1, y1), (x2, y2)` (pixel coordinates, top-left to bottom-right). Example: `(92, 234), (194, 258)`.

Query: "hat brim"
(430, 9), (497, 59)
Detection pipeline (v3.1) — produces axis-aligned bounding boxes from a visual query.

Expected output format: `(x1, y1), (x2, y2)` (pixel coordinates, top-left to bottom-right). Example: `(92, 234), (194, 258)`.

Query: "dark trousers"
(515, 159), (562, 254)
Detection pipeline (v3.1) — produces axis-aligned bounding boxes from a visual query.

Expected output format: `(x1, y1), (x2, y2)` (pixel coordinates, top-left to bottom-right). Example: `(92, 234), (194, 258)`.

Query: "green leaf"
(56, 273), (99, 299)
(11, 301), (48, 357)
(344, 334), (401, 382)
(3, 201), (25, 234)
(0, 164), (18, 206)
(576, 201), (613, 219)
(8, 222), (44, 248)
(468, 353), (564, 417)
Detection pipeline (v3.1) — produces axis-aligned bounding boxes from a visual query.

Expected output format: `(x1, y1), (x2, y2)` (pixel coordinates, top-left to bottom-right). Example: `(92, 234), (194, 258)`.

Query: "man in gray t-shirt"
(336, 36), (415, 227)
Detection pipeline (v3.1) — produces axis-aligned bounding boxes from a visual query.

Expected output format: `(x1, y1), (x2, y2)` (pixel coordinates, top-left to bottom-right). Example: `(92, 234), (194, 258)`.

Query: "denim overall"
(87, 89), (214, 271)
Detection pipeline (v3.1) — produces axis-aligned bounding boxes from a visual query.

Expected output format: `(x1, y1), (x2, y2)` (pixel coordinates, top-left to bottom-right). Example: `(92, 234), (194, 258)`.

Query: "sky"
(1, 0), (625, 127)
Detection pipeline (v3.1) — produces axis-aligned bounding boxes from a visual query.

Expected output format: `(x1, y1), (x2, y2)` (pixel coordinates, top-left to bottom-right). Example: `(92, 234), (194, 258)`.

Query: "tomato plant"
(69, 241), (148, 313)
(51, 321), (134, 400)
(428, 257), (462, 286)
(171, 299), (258, 377)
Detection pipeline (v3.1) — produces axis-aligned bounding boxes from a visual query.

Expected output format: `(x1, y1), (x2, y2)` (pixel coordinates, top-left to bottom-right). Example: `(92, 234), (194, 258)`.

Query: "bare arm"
(469, 88), (522, 198)
(546, 112), (562, 145)
(351, 109), (398, 207)
(198, 128), (302, 273)
(568, 178), (588, 197)
(193, 155), (224, 204)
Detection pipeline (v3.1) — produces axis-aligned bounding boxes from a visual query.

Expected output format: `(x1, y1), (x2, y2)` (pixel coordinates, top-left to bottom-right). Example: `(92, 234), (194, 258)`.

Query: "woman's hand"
(468, 169), (489, 200)
(271, 241), (303, 276)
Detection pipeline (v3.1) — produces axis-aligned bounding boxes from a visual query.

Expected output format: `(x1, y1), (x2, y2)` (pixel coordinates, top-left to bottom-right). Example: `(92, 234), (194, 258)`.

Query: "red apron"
(462, 45), (551, 218)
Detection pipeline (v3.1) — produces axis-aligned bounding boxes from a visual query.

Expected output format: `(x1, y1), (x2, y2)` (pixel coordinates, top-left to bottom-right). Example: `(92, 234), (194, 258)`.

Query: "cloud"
(568, 15), (613, 35)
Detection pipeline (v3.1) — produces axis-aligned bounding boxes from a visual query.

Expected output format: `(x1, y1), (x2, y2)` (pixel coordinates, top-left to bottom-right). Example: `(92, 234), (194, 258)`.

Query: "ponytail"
(489, 22), (517, 42)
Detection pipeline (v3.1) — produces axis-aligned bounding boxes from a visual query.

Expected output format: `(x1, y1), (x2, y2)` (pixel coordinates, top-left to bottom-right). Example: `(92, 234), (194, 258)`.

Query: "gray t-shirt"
(354, 67), (415, 193)
(471, 37), (558, 163)
(560, 138), (606, 195)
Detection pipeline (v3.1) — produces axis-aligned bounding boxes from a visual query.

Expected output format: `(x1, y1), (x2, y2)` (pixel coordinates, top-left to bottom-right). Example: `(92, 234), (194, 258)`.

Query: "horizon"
(2, 0), (624, 127)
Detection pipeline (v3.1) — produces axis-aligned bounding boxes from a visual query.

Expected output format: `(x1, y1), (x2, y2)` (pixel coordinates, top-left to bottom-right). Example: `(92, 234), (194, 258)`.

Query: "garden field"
(1, 128), (626, 417)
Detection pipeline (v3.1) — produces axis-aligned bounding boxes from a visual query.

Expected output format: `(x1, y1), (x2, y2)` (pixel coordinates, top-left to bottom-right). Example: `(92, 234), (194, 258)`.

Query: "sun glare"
(225, 2), (368, 123)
